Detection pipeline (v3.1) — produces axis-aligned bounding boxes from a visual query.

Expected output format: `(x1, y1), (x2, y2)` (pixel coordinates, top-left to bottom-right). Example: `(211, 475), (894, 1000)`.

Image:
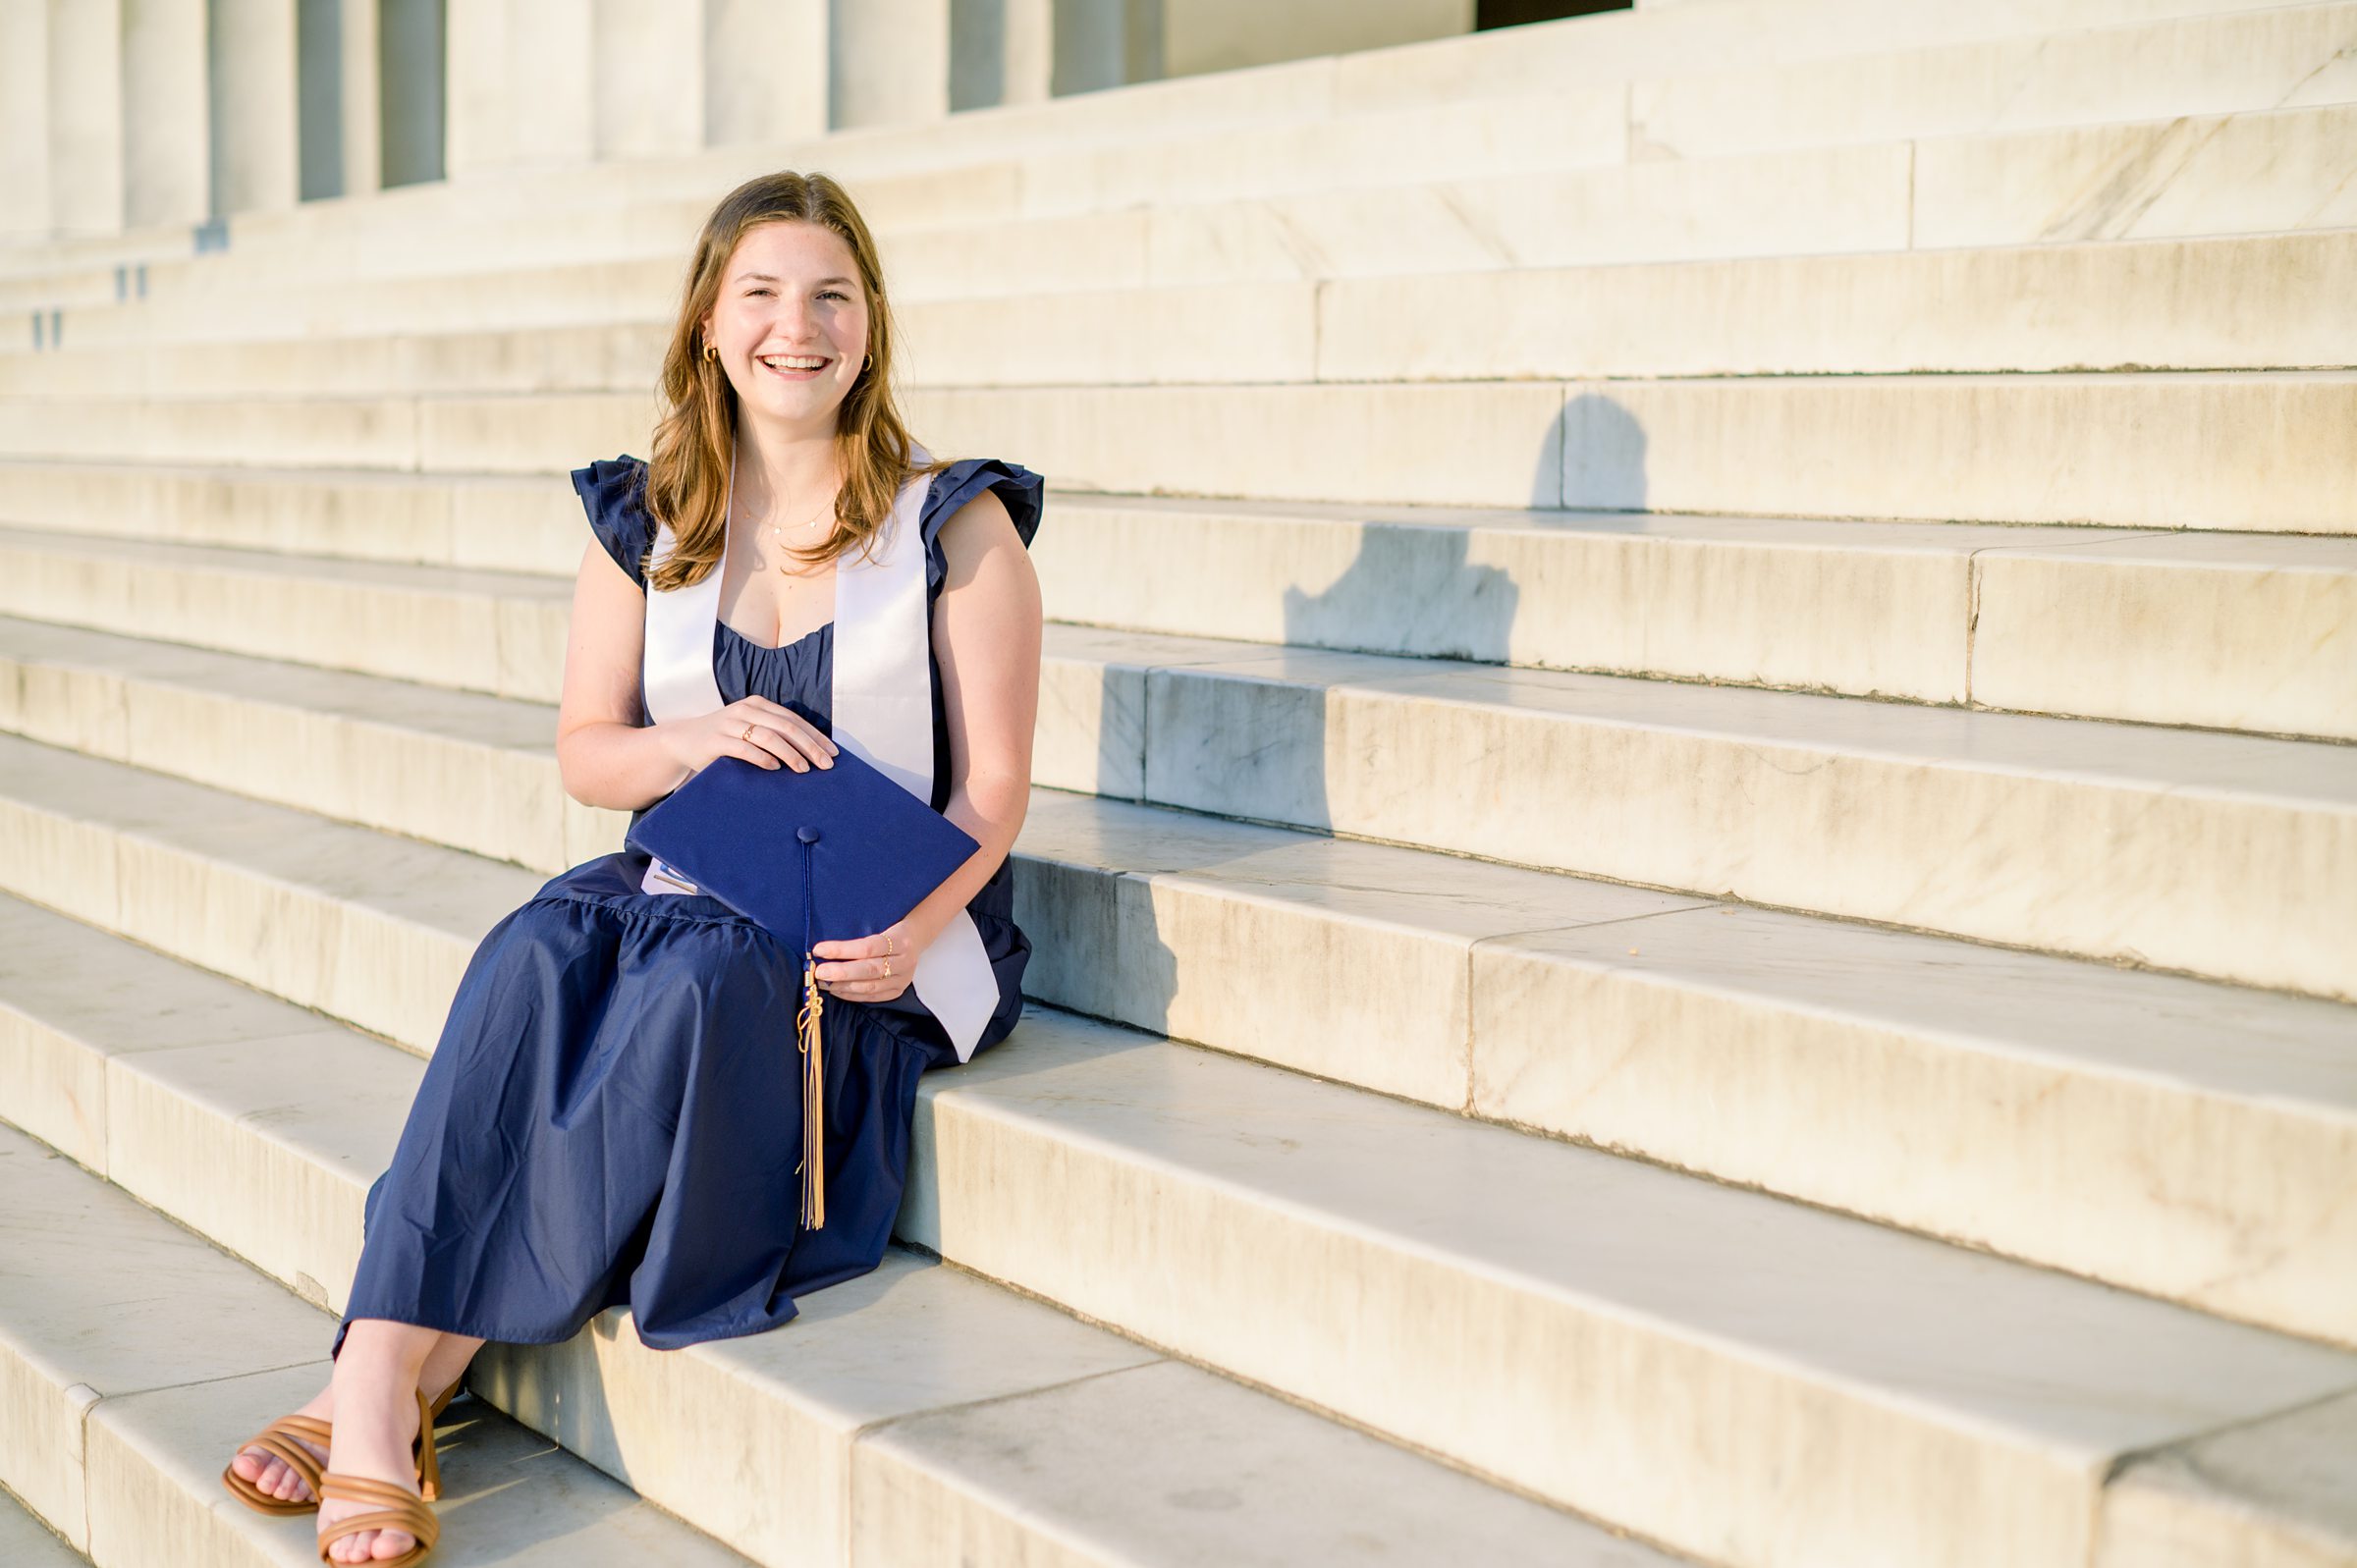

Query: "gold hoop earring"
(703, 342), (717, 364)
(862, 351), (874, 372)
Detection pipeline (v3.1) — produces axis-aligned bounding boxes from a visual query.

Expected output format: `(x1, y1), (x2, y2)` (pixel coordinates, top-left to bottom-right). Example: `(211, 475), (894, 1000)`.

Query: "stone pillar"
(338, 0), (378, 192)
(592, 0), (702, 158)
(446, 0), (593, 175)
(122, 0), (210, 227)
(0, 0), (52, 240)
(829, 0), (949, 131)
(48, 0), (125, 235)
(705, 0), (827, 148)
(377, 0), (443, 187)
(951, 0), (1053, 111)
(208, 0), (301, 215)
(295, 0), (380, 198)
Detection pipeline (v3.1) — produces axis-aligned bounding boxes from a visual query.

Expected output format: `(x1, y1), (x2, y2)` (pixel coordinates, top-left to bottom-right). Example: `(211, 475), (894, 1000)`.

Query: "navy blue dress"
(331, 455), (1041, 1359)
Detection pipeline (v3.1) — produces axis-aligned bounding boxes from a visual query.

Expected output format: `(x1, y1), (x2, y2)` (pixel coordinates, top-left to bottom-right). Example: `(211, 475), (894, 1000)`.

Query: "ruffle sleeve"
(917, 457), (1044, 597)
(572, 455), (654, 589)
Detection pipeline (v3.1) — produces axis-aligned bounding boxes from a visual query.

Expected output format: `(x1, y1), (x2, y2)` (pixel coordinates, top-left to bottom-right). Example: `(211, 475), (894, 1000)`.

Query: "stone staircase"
(1, 1), (2354, 1565)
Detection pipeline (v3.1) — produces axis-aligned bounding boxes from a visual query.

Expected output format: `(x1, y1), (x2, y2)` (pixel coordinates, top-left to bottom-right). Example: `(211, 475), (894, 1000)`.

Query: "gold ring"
(741, 723), (754, 741)
(882, 959), (892, 979)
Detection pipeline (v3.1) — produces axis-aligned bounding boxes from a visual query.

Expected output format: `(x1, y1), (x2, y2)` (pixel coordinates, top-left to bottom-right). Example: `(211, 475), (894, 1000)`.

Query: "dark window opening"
(1476, 0), (1634, 28)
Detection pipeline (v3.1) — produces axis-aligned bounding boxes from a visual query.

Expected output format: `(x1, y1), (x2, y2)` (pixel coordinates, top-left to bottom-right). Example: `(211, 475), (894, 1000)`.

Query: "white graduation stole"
(637, 443), (1001, 1072)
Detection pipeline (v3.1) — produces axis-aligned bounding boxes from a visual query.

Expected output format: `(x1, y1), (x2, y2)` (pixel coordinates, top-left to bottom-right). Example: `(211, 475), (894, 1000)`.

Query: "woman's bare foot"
(229, 1332), (479, 1507)
(318, 1323), (436, 1564)
(227, 1383), (333, 1502)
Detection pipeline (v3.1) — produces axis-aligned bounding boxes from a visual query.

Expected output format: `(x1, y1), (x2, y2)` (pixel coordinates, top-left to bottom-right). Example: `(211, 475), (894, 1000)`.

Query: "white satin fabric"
(637, 442), (1000, 1062)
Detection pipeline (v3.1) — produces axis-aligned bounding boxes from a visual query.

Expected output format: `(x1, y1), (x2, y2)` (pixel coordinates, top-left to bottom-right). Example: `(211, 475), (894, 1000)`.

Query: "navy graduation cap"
(626, 747), (980, 1229)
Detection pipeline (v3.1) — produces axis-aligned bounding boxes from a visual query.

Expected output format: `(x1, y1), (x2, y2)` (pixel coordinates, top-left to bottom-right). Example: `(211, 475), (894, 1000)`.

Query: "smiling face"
(702, 220), (872, 435)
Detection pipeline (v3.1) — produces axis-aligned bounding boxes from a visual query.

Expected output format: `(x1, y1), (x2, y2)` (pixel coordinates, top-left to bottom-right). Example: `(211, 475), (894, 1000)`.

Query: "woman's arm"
(884, 483), (1044, 945)
(553, 542), (694, 810)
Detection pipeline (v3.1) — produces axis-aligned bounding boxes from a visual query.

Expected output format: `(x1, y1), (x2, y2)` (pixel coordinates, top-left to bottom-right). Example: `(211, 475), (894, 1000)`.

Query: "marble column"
(294, 0), (381, 198)
(828, 0), (950, 131)
(446, 0), (593, 175)
(49, 0), (126, 235)
(208, 0), (300, 215)
(125, 0), (224, 228)
(705, 0), (828, 148)
(592, 0), (703, 157)
(0, 0), (52, 240)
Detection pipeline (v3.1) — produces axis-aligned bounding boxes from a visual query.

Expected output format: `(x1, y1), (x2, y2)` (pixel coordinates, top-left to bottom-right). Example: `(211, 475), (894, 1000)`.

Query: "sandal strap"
(316, 1474), (439, 1553)
(236, 1416), (331, 1488)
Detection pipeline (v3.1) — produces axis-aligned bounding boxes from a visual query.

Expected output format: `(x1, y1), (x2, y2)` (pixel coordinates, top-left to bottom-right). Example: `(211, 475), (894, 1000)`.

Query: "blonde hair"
(641, 170), (941, 593)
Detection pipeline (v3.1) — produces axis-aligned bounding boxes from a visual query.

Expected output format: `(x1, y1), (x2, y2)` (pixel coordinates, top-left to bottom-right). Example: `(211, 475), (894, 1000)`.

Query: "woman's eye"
(818, 290), (848, 301)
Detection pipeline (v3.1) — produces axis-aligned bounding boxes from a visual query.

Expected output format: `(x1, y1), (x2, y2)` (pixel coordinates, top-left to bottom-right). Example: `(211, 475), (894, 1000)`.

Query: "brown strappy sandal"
(313, 1386), (440, 1567)
(221, 1374), (459, 1515)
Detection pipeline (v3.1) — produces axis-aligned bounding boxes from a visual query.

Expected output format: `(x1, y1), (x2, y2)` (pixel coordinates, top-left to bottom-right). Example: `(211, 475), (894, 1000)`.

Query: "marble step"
(18, 0), (2349, 321)
(0, 751), (2351, 1568)
(4, 368), (2352, 533)
(12, 0), (2333, 313)
(5, 468), (2352, 743)
(0, 1119), (755, 1567)
(0, 528), (2348, 996)
(25, 92), (2357, 356)
(10, 229), (2352, 399)
(0, 617), (2349, 1345)
(0, 1037), (1641, 1568)
(0, 1488), (83, 1568)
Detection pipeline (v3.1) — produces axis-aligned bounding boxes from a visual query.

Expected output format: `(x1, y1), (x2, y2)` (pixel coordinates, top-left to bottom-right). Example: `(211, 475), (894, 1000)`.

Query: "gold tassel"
(797, 954), (826, 1229)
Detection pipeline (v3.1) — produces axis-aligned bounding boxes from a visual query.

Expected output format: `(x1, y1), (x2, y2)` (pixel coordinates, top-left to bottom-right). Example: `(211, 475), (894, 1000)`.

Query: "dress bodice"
(571, 454), (1045, 832)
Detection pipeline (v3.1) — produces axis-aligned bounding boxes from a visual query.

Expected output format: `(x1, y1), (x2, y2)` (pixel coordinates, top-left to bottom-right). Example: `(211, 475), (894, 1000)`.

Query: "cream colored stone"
(1917, 103), (2357, 248)
(899, 281), (1318, 387)
(910, 382), (1568, 507)
(1035, 496), (1999, 702)
(1970, 531), (2357, 741)
(1473, 903), (2357, 1346)
(1130, 639), (2357, 999)
(0, 1120), (328, 1548)
(1629, 2), (2357, 160)
(1015, 789), (1702, 1107)
(1015, 88), (1625, 219)
(0, 1487), (80, 1568)
(1562, 373), (2357, 532)
(912, 1011), (2357, 1568)
(852, 1357), (1672, 1568)
(0, 894), (324, 1172)
(474, 1256), (1162, 1566)
(0, 527), (565, 699)
(1319, 231), (2357, 380)
(83, 1360), (756, 1567)
(1332, 0), (2310, 111)
(0, 732), (526, 1052)
(1143, 141), (1909, 285)
(15, 626), (2348, 1335)
(0, 892), (1650, 1568)
(2095, 1391), (2357, 1568)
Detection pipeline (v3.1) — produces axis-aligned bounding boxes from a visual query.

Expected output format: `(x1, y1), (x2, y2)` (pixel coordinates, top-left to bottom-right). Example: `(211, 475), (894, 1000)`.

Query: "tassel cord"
(795, 835), (826, 1229)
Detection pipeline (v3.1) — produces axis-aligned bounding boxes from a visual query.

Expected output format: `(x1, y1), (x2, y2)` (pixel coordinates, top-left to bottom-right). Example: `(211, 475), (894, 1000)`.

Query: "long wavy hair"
(641, 171), (941, 592)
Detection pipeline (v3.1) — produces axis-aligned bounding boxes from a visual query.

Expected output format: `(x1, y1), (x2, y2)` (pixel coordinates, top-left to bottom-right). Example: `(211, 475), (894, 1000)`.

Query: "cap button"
(796, 827), (821, 843)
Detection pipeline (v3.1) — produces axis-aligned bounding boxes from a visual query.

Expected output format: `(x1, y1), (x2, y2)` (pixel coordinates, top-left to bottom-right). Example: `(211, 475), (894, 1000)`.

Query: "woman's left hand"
(811, 916), (940, 1004)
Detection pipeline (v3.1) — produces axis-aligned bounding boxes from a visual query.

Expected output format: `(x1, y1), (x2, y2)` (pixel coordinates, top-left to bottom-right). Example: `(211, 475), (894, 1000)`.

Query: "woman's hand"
(656, 696), (839, 777)
(812, 913), (945, 1003)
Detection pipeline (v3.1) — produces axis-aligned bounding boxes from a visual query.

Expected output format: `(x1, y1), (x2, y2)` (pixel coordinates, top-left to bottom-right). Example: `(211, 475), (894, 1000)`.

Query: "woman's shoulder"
(918, 456), (1043, 554)
(572, 454), (653, 588)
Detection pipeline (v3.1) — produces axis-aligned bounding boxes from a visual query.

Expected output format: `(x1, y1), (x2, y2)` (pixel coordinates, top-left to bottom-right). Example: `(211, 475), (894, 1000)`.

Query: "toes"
(374, 1531), (415, 1560)
(229, 1448), (264, 1483)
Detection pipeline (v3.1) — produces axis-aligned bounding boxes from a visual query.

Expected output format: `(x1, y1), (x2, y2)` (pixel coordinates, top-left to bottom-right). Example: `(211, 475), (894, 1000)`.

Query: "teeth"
(759, 355), (827, 370)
